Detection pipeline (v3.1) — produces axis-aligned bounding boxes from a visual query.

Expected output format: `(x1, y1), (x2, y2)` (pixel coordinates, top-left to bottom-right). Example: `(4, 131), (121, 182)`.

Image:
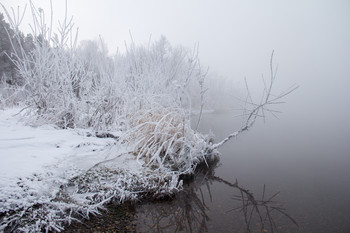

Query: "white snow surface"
(1, 109), (107, 177)
(0, 106), (135, 183)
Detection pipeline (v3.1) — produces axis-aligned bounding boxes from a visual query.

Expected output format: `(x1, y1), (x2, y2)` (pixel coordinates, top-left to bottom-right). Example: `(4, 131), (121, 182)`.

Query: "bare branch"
(212, 52), (298, 149)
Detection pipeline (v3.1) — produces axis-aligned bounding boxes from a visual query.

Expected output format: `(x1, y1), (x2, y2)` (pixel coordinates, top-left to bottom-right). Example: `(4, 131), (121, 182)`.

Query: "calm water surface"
(134, 111), (350, 232)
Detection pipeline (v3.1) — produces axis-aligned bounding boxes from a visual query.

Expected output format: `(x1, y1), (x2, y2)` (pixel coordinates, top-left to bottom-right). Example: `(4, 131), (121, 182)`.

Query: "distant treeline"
(0, 13), (35, 85)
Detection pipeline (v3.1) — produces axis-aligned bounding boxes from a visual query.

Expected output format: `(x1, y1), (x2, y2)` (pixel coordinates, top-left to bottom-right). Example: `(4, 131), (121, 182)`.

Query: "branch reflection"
(135, 162), (298, 233)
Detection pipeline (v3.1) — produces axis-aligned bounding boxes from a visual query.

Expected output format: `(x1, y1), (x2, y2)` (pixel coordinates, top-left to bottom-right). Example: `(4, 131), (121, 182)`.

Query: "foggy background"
(2, 1), (350, 231)
(2, 0), (350, 129)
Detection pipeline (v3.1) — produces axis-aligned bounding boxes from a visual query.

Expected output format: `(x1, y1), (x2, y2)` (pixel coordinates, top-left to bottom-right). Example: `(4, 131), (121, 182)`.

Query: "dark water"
(133, 110), (350, 233)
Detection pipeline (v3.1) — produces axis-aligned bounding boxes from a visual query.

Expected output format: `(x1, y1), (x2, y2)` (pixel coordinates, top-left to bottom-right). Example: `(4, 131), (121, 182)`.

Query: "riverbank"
(0, 107), (174, 232)
(62, 202), (137, 233)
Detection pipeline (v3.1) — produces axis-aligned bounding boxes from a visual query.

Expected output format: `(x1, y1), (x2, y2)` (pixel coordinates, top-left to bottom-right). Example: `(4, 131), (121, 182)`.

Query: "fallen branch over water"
(213, 51), (298, 149)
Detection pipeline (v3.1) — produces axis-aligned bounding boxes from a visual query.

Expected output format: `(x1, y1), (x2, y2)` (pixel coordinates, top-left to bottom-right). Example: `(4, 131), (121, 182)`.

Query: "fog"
(1, 1), (350, 231)
(2, 0), (349, 142)
(2, 0), (349, 118)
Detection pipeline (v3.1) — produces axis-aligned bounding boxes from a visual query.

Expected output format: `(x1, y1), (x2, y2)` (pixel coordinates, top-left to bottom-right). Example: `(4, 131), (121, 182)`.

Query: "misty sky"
(1, 0), (350, 121)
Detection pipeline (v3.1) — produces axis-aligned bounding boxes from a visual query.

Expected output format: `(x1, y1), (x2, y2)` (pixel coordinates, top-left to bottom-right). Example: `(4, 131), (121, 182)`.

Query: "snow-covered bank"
(0, 107), (118, 181)
(0, 107), (184, 232)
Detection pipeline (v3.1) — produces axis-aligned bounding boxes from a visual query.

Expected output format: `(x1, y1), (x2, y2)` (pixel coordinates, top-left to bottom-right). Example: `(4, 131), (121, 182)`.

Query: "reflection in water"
(64, 161), (298, 232)
(135, 162), (298, 233)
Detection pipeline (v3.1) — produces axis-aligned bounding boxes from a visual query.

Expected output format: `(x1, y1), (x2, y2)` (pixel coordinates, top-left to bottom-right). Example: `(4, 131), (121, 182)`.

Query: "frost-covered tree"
(0, 13), (21, 85)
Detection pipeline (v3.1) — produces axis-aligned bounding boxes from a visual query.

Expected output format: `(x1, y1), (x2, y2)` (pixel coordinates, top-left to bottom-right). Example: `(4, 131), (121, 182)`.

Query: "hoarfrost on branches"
(0, 1), (296, 232)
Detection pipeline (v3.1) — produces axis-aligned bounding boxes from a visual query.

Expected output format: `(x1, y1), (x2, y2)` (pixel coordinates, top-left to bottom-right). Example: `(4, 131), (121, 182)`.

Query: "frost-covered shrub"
(1, 0), (213, 173)
(1, 0), (207, 133)
(2, 12), (204, 131)
(0, 78), (24, 107)
(124, 106), (217, 174)
(114, 36), (203, 116)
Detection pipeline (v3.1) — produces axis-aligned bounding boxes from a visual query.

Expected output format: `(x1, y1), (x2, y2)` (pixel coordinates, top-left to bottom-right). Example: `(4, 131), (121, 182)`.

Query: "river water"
(133, 109), (350, 233)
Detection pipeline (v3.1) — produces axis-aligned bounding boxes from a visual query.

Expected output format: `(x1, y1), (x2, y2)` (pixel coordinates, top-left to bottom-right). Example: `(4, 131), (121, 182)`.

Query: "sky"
(1, 0), (350, 119)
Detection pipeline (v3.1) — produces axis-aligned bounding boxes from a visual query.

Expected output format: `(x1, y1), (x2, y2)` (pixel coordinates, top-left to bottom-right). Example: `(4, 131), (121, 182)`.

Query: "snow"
(0, 107), (147, 231)
(0, 107), (119, 179)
